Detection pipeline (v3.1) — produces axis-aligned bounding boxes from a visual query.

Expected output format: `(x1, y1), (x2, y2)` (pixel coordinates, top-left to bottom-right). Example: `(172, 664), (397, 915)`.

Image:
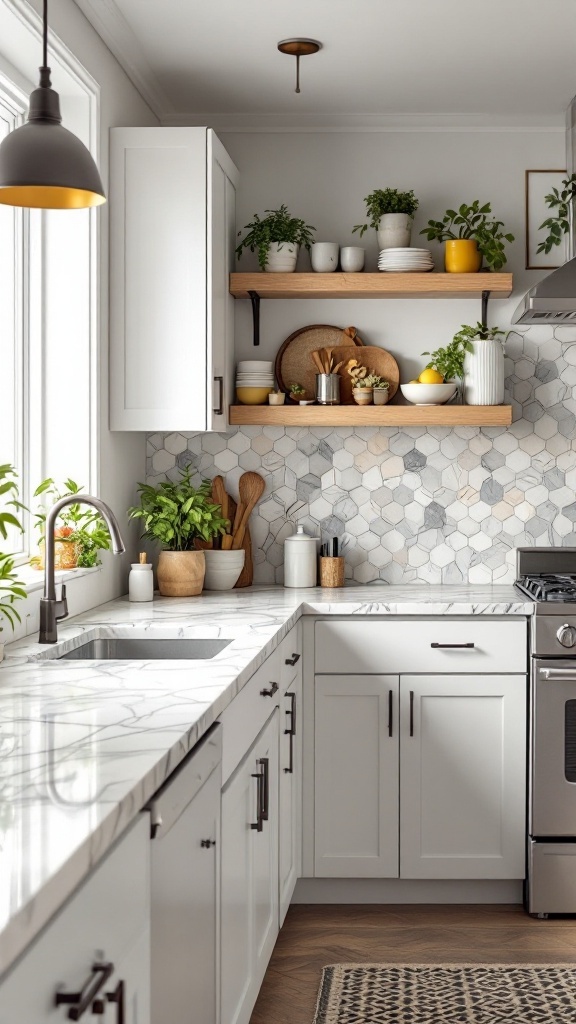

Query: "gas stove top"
(516, 574), (576, 603)
(515, 548), (576, 654)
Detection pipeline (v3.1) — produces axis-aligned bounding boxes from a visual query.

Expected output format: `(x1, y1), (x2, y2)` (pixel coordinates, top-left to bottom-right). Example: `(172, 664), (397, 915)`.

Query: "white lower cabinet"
(0, 816), (150, 1024)
(279, 670), (302, 922)
(400, 675), (526, 879)
(221, 711), (279, 1024)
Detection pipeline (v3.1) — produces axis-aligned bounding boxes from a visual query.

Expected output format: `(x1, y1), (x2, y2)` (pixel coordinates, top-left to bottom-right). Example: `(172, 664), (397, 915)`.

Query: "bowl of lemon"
(400, 368), (458, 406)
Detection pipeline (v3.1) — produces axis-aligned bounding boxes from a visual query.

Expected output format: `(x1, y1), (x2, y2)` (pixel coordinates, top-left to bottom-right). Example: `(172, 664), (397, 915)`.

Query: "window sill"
(17, 564), (102, 595)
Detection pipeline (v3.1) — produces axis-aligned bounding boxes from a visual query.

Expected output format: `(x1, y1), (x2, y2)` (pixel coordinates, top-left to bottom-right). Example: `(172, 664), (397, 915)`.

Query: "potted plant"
(455, 321), (508, 406)
(537, 173), (576, 256)
(30, 478), (111, 570)
(420, 334), (473, 401)
(346, 360), (374, 405)
(289, 382), (306, 402)
(369, 375), (391, 405)
(420, 200), (514, 272)
(236, 205), (315, 272)
(353, 188), (419, 250)
(128, 468), (228, 597)
(0, 465), (27, 660)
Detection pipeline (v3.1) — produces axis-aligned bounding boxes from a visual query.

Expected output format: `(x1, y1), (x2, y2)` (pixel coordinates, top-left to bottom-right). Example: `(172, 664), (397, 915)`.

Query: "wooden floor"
(250, 905), (576, 1023)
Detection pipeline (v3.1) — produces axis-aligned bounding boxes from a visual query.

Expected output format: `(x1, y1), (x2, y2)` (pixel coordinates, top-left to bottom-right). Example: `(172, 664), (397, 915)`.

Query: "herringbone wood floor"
(249, 905), (576, 1023)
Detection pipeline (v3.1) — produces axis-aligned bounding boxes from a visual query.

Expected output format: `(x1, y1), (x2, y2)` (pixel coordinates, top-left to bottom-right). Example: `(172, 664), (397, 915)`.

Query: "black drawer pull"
(251, 765), (264, 831)
(285, 652), (301, 666)
(55, 963), (114, 1020)
(431, 642), (475, 649)
(260, 681), (279, 697)
(388, 689), (393, 738)
(409, 690), (414, 737)
(214, 375), (224, 416)
(284, 692), (296, 773)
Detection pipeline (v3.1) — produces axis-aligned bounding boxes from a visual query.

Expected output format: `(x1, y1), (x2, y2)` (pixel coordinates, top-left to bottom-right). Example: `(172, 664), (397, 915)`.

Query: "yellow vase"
(444, 239), (482, 273)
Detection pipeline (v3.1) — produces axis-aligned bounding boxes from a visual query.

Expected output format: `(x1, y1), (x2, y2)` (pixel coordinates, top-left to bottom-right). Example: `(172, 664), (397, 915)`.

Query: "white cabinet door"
(208, 132), (237, 434)
(110, 126), (238, 432)
(314, 675), (399, 878)
(221, 712), (279, 1024)
(400, 674), (526, 880)
(279, 672), (302, 923)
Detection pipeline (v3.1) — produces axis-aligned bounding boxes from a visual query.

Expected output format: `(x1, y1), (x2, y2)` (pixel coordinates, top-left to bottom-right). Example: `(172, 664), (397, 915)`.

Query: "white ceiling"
(74, 0), (576, 126)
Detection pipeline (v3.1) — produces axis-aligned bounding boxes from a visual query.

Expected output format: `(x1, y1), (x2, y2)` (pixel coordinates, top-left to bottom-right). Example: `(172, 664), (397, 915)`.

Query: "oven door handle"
(540, 668), (576, 680)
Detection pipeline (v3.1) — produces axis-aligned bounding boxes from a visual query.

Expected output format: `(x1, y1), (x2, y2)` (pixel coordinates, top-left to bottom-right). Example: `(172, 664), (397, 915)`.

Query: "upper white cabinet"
(110, 127), (239, 432)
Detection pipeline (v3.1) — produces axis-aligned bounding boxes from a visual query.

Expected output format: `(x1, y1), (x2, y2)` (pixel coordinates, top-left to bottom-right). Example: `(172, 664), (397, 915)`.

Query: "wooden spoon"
(212, 475), (228, 521)
(232, 472), (265, 550)
(311, 350), (325, 375)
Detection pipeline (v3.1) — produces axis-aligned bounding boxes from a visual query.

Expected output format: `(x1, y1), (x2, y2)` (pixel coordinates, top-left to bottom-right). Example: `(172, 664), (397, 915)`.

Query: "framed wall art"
(525, 169), (567, 270)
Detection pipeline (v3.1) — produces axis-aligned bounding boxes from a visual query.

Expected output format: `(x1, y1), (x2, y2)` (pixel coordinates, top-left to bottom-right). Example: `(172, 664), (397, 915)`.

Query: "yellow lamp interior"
(0, 185), (106, 209)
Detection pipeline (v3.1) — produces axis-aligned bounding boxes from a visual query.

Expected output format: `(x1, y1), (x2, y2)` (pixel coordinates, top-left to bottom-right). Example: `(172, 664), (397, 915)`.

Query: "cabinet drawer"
(315, 618), (527, 674)
(279, 621), (302, 693)
(220, 649), (281, 783)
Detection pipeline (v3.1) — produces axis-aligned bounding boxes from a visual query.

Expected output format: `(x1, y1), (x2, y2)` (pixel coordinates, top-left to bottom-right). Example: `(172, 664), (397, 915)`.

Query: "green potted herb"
(353, 188), (419, 249)
(537, 173), (576, 256)
(454, 322), (507, 406)
(236, 205), (316, 272)
(0, 465), (27, 658)
(289, 382), (306, 402)
(128, 468), (228, 597)
(420, 200), (514, 272)
(421, 333), (473, 382)
(368, 375), (390, 405)
(30, 478), (111, 570)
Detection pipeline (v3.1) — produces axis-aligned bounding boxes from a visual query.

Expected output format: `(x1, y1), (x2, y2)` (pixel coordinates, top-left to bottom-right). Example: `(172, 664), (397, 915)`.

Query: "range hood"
(512, 256), (576, 324)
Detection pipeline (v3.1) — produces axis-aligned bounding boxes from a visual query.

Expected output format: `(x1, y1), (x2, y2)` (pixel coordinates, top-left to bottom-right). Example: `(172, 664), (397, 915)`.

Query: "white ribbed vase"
(463, 337), (505, 406)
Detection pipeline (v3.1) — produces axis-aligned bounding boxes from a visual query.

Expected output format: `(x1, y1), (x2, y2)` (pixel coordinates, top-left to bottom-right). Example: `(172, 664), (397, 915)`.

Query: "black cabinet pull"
(284, 692), (296, 773)
(260, 757), (270, 821)
(106, 980), (125, 1024)
(55, 962), (114, 1020)
(285, 652), (300, 666)
(430, 642), (475, 649)
(214, 375), (224, 416)
(260, 681), (279, 697)
(250, 765), (264, 831)
(388, 689), (393, 738)
(200, 838), (216, 848)
(409, 690), (415, 737)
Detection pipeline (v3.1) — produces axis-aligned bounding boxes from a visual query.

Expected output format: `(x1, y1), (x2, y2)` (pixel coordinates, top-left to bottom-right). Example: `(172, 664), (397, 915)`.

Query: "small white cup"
(311, 242), (339, 272)
(340, 246), (365, 273)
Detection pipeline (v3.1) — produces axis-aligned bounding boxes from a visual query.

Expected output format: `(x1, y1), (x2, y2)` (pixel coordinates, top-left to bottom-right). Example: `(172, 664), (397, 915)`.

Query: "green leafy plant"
(365, 374), (389, 389)
(537, 173), (576, 254)
(289, 382), (305, 396)
(0, 465), (26, 632)
(128, 468), (229, 551)
(353, 188), (419, 237)
(236, 205), (316, 270)
(422, 333), (474, 381)
(420, 200), (514, 271)
(31, 478), (111, 569)
(453, 321), (507, 344)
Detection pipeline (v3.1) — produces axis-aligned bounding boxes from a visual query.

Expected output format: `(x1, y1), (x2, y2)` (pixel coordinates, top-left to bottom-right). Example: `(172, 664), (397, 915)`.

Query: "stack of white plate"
(236, 360), (274, 387)
(378, 248), (434, 273)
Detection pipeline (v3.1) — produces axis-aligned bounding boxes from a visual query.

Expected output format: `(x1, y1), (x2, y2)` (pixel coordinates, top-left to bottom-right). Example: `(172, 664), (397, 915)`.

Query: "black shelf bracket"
(481, 290), (491, 330)
(248, 290), (261, 347)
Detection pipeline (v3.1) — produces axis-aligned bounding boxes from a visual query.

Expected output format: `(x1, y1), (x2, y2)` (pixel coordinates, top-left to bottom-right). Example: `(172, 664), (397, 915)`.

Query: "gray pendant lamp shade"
(0, 3), (105, 209)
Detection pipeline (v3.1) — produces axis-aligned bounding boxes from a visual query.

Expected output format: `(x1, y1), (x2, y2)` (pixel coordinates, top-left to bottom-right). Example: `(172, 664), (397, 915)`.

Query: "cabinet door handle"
(214, 375), (224, 416)
(200, 838), (216, 848)
(260, 681), (279, 697)
(284, 692), (296, 773)
(409, 690), (414, 737)
(285, 652), (300, 666)
(55, 962), (114, 1019)
(430, 642), (475, 649)
(106, 980), (125, 1024)
(260, 757), (270, 821)
(388, 689), (393, 738)
(250, 766), (264, 832)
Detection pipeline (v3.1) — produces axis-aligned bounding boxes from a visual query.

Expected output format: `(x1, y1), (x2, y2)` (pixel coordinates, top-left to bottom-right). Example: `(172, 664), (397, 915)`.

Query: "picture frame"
(525, 169), (567, 270)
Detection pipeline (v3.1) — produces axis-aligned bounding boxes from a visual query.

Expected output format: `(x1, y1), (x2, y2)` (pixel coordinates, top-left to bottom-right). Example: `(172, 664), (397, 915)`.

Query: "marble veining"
(0, 585), (533, 978)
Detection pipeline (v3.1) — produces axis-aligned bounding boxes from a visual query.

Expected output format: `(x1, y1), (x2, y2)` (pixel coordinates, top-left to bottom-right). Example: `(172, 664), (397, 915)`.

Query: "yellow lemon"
(418, 368), (444, 384)
(408, 379), (420, 385)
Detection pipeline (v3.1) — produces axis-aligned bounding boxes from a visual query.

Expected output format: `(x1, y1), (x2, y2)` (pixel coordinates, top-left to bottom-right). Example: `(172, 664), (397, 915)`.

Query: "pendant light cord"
(42, 0), (48, 68)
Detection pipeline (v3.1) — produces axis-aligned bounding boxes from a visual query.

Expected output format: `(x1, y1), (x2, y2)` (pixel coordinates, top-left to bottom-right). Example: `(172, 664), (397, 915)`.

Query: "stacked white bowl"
(378, 247), (434, 273)
(236, 360), (275, 388)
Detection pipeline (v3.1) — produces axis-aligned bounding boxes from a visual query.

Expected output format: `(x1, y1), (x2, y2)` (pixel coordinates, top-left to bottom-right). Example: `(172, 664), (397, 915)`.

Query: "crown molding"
(161, 111), (565, 133)
(72, 0), (173, 119)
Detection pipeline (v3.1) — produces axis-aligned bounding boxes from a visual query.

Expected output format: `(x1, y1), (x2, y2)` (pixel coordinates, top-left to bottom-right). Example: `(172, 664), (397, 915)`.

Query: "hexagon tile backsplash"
(146, 326), (576, 585)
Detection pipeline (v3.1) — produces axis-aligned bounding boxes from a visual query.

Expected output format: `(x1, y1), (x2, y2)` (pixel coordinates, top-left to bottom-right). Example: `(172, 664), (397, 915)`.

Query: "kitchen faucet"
(39, 494), (126, 644)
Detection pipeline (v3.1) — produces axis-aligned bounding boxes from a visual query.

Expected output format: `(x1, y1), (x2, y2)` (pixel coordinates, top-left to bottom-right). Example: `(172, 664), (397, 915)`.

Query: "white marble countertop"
(0, 583), (532, 978)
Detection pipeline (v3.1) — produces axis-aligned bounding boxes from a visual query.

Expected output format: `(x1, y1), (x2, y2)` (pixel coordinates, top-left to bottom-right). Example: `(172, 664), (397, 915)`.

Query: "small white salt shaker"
(284, 526), (317, 588)
(129, 552), (154, 602)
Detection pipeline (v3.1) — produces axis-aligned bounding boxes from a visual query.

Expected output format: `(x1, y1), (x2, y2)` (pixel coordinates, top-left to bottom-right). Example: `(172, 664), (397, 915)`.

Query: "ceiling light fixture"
(277, 38), (322, 94)
(0, 0), (105, 209)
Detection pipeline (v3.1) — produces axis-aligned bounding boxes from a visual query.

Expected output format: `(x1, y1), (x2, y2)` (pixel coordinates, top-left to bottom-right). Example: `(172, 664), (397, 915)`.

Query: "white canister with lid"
(284, 526), (317, 588)
(129, 553), (154, 602)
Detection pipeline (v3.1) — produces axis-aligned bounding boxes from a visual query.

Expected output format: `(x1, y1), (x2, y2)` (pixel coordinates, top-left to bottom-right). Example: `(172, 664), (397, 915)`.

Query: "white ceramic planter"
(203, 549), (245, 590)
(373, 388), (389, 405)
(340, 246), (365, 272)
(264, 241), (299, 273)
(311, 242), (339, 272)
(377, 213), (413, 250)
(464, 337), (505, 406)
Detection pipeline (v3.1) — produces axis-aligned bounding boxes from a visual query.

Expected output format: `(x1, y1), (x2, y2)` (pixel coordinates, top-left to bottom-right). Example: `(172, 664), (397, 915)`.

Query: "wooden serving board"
(333, 345), (400, 404)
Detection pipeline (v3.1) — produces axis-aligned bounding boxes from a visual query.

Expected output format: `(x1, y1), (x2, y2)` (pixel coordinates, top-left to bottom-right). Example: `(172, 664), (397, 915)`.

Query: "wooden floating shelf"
(229, 272), (513, 300)
(229, 405), (513, 427)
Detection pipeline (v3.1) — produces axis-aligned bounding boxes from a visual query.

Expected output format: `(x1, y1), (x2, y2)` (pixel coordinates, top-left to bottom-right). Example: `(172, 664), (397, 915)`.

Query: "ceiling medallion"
(277, 38), (322, 94)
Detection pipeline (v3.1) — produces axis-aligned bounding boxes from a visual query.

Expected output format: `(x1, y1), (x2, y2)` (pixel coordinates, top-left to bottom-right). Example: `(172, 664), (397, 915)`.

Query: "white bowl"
(400, 382), (458, 406)
(237, 361), (273, 371)
(203, 549), (245, 590)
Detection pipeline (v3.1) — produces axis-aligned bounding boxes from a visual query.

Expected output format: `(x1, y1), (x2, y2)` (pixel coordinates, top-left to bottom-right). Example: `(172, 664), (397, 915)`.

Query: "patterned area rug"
(313, 963), (576, 1023)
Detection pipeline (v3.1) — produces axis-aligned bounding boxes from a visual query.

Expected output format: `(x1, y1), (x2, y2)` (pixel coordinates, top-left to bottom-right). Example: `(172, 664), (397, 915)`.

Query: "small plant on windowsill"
(30, 478), (111, 571)
(0, 465), (27, 656)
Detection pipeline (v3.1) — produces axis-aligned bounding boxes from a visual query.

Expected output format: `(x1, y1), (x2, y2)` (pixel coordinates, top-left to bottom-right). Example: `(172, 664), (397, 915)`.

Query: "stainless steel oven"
(532, 659), (576, 837)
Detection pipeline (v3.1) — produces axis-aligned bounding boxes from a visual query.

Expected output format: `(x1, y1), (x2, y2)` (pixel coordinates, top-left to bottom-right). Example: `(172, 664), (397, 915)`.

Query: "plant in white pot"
(236, 205), (316, 272)
(353, 188), (419, 250)
(128, 469), (229, 597)
(457, 321), (508, 406)
(0, 465), (27, 660)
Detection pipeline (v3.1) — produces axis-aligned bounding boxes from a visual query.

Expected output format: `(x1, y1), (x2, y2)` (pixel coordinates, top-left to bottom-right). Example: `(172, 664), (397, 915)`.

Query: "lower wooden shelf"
(229, 405), (513, 427)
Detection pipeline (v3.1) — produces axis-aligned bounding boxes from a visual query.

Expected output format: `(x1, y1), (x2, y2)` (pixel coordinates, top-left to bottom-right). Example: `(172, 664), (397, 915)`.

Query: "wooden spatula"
(232, 472), (265, 550)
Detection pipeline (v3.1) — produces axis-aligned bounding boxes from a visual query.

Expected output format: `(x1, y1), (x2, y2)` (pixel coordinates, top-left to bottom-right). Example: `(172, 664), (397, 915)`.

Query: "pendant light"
(0, 0), (105, 209)
(277, 39), (322, 94)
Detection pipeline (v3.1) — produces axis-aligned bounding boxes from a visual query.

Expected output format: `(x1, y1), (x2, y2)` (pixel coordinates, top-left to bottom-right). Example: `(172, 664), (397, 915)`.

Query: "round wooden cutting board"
(334, 346), (400, 404)
(276, 325), (363, 399)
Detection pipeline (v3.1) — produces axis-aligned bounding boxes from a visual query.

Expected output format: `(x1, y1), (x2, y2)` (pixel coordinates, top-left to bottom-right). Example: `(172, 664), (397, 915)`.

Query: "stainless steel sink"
(56, 638), (232, 661)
